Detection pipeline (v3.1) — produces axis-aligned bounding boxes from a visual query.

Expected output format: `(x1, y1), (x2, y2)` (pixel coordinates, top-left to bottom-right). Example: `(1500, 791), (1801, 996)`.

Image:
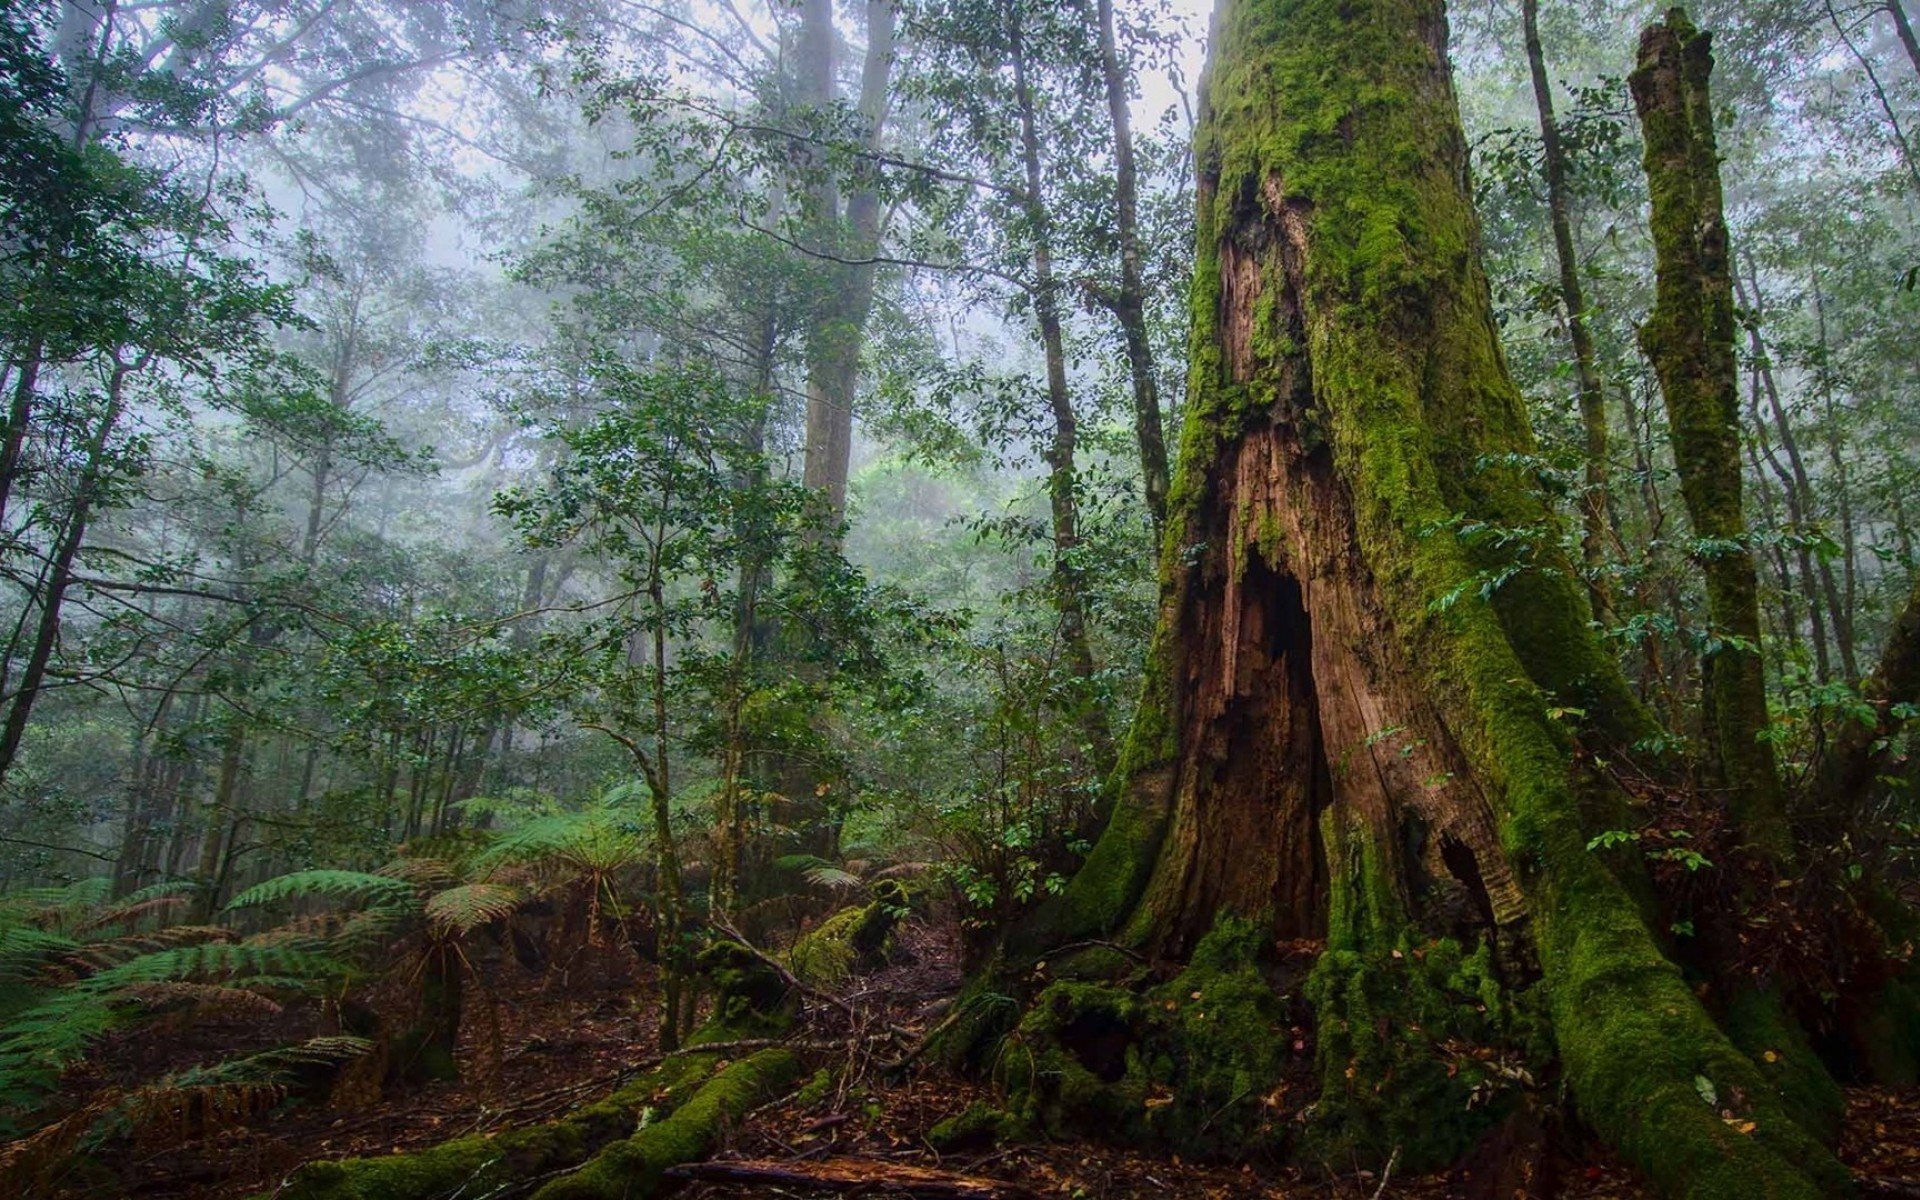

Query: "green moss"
(788, 881), (908, 985)
(994, 918), (1292, 1158)
(268, 939), (801, 1200)
(1721, 985), (1845, 1144)
(1303, 937), (1549, 1172)
(693, 940), (794, 1042)
(527, 1049), (803, 1200)
(794, 1066), (835, 1108)
(928, 1101), (1026, 1152)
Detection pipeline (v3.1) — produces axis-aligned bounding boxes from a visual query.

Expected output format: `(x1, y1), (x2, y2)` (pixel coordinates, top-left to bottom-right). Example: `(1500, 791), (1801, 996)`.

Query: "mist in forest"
(4, 2), (1920, 1197)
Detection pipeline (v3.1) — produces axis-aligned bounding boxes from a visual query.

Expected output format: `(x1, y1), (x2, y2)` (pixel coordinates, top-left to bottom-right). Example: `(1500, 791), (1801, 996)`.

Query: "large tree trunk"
(985, 4), (1845, 1197)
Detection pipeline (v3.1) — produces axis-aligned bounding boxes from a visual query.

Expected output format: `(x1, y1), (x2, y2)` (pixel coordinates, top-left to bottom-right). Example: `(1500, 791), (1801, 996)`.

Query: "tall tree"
(972, 3), (1850, 1197)
(1089, 0), (1171, 534)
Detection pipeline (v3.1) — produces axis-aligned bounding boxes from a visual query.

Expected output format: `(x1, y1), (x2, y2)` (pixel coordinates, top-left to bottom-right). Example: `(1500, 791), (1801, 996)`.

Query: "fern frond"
(0, 943), (351, 1104)
(0, 1087), (119, 1191)
(123, 1080), (286, 1150)
(77, 894), (188, 933)
(122, 982), (284, 1020)
(77, 882), (196, 934)
(55, 925), (235, 980)
(0, 928), (79, 984)
(804, 865), (864, 892)
(84, 943), (348, 992)
(472, 808), (648, 877)
(376, 857), (460, 890)
(175, 1035), (376, 1087)
(424, 884), (522, 938)
(225, 870), (418, 912)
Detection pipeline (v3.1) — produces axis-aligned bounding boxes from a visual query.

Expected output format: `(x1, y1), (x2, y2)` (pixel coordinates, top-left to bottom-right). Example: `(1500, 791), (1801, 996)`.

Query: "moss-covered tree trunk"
(1630, 11), (1788, 856)
(990, 3), (1848, 1197)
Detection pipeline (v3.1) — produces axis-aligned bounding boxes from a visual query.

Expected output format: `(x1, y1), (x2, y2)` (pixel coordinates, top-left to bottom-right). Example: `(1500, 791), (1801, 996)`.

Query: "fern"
(0, 942), (350, 1105)
(0, 1037), (375, 1186)
(77, 881), (197, 934)
(424, 884), (522, 938)
(0, 927), (79, 985)
(776, 854), (865, 892)
(225, 870), (418, 912)
(472, 806), (649, 877)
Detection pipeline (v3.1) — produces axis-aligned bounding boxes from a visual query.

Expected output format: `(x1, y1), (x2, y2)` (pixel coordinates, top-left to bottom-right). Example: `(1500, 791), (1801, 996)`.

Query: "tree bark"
(1631, 13), (1789, 856)
(993, 4), (1842, 1196)
(1812, 575), (1920, 829)
(1893, 2), (1920, 83)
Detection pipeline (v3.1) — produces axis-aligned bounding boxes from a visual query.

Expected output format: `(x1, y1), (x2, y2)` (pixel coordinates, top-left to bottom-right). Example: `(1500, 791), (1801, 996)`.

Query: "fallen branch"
(664, 1157), (1041, 1199)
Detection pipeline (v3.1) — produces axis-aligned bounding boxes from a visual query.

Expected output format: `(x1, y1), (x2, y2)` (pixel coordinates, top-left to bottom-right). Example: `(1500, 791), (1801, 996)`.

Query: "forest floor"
(49, 915), (1920, 1200)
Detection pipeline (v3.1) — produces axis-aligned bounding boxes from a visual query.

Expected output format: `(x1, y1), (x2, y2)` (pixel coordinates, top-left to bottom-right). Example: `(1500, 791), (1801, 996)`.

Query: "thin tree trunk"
(1813, 575), (1920, 829)
(1892, 1), (1920, 81)
(1008, 3), (1113, 774)
(1091, 0), (1170, 534)
(1521, 0), (1615, 625)
(1632, 16), (1788, 854)
(799, 0), (895, 527)
(0, 338), (45, 527)
(0, 355), (138, 786)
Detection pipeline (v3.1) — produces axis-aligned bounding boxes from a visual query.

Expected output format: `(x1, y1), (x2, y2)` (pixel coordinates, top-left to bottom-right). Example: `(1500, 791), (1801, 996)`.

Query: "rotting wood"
(663, 1156), (1042, 1199)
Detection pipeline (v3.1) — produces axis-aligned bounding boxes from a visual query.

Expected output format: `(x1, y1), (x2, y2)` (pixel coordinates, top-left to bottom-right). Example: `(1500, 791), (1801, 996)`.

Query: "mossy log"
(960, 3), (1873, 1198)
(525, 1048), (803, 1200)
(263, 941), (803, 1200)
(788, 880), (909, 985)
(262, 1053), (723, 1200)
